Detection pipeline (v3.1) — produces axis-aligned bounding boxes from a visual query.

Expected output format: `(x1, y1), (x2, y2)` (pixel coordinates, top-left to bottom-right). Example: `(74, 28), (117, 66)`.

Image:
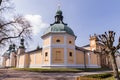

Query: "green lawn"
(82, 73), (115, 80)
(13, 68), (110, 72)
(13, 68), (112, 73)
(106, 77), (114, 80)
(14, 68), (115, 79)
(78, 68), (111, 71)
(79, 76), (114, 80)
(14, 68), (82, 72)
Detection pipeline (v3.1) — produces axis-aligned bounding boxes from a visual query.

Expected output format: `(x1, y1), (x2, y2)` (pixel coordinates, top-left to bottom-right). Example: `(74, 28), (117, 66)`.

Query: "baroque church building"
(1, 9), (120, 68)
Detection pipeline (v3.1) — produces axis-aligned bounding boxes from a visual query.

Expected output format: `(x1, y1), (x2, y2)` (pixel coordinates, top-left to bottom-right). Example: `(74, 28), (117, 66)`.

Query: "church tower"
(89, 34), (98, 51)
(41, 7), (76, 68)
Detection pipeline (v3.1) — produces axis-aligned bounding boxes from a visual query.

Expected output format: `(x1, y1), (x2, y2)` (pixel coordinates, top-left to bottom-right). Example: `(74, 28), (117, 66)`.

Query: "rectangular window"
(55, 51), (61, 61)
(45, 52), (48, 57)
(69, 52), (72, 57)
(69, 41), (72, 44)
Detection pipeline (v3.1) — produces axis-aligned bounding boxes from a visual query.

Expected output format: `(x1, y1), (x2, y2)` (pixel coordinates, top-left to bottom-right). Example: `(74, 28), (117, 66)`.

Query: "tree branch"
(0, 21), (16, 28)
(0, 28), (25, 43)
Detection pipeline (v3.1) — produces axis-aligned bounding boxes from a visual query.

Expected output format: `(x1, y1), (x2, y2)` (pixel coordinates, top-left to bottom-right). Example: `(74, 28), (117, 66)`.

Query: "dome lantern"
(55, 6), (63, 24)
(42, 7), (76, 37)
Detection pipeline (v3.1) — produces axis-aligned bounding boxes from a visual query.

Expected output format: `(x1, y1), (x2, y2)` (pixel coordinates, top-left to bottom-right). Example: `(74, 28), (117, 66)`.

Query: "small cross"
(57, 0), (61, 10)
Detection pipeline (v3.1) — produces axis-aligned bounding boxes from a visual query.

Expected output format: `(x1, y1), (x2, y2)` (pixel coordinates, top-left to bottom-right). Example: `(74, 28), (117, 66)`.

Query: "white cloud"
(24, 14), (48, 35)
(24, 14), (49, 50)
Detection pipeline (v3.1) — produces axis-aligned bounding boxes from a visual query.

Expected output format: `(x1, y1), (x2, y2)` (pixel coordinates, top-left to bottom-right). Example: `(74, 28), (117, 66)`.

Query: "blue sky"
(12, 0), (120, 50)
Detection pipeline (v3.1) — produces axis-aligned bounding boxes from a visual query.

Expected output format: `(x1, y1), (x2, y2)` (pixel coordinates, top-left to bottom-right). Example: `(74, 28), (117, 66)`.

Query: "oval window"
(56, 39), (60, 42)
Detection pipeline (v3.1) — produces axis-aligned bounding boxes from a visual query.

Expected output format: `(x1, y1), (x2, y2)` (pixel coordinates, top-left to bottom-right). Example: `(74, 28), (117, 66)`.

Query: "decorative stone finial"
(19, 37), (25, 48)
(9, 45), (13, 51)
(11, 44), (16, 52)
(90, 34), (98, 40)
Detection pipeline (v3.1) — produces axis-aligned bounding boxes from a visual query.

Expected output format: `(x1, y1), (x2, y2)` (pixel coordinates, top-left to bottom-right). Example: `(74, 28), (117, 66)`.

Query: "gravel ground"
(0, 69), (76, 80)
(0, 69), (113, 80)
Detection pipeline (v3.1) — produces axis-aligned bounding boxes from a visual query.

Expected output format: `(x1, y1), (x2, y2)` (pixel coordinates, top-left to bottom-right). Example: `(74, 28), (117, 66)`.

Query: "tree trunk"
(0, 0), (2, 6)
(110, 53), (120, 80)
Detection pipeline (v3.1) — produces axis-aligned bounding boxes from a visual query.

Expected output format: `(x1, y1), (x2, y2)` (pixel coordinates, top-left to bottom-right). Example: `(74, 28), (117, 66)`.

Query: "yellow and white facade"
(2, 9), (103, 68)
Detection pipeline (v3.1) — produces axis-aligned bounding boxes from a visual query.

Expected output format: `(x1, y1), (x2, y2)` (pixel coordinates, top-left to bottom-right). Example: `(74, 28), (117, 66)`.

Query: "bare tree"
(97, 31), (120, 80)
(0, 15), (32, 45)
(0, 0), (32, 47)
(0, 0), (12, 12)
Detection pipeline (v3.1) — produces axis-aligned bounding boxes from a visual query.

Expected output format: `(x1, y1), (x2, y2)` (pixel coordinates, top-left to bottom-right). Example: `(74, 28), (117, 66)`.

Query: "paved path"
(0, 69), (112, 80)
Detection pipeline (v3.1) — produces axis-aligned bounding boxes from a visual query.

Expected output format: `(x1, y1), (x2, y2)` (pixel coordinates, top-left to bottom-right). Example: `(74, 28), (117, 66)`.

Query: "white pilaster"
(34, 54), (36, 64)
(74, 49), (76, 64)
(17, 55), (19, 68)
(41, 48), (44, 66)
(1, 57), (4, 67)
(50, 35), (52, 65)
(10, 53), (13, 67)
(64, 35), (67, 65)
(88, 53), (91, 66)
(8, 58), (10, 67)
